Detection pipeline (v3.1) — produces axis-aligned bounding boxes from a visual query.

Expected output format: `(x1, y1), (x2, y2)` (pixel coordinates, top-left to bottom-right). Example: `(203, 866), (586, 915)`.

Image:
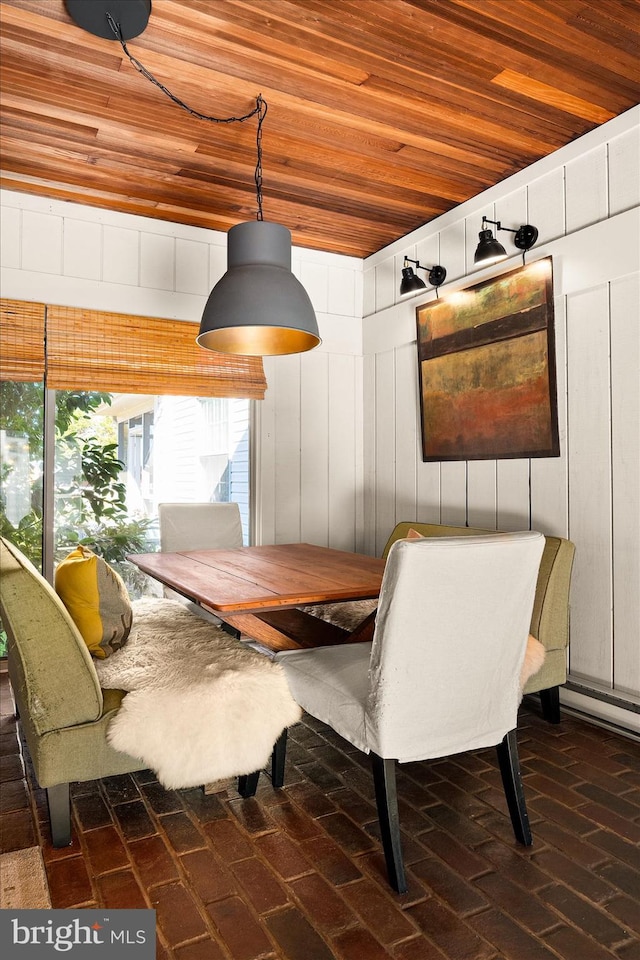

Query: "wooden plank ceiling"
(1, 0), (638, 258)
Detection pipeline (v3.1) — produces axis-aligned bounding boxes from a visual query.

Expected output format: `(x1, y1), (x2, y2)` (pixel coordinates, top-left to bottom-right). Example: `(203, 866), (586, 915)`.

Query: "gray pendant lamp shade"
(197, 221), (321, 356)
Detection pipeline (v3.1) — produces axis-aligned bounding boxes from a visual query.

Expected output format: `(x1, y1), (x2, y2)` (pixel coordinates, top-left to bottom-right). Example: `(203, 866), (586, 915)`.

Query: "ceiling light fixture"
(64, 0), (320, 357)
(474, 217), (539, 267)
(400, 258), (447, 297)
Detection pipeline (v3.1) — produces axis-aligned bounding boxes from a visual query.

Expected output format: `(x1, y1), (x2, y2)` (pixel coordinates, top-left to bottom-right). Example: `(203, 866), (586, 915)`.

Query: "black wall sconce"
(400, 258), (447, 297)
(474, 217), (539, 266)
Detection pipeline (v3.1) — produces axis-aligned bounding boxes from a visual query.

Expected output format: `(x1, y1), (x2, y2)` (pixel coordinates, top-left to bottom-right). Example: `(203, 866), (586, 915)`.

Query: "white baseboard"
(560, 688), (640, 740)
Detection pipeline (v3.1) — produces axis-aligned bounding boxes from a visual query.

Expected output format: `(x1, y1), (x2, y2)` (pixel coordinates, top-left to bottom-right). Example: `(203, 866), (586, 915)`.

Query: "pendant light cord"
(254, 96), (267, 221)
(106, 12), (267, 220)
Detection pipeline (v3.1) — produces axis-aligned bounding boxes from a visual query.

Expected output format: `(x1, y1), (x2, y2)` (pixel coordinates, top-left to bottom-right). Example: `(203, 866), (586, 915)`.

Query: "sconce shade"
(197, 221), (321, 356)
(474, 228), (508, 265)
(400, 266), (427, 296)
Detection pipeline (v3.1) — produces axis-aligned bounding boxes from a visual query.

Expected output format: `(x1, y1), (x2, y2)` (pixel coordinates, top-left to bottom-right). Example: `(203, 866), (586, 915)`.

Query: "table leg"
(220, 613), (304, 651)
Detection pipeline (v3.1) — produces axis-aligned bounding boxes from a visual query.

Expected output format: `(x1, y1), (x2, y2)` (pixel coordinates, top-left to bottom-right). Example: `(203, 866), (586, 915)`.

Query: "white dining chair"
(273, 531), (545, 893)
(158, 502), (243, 619)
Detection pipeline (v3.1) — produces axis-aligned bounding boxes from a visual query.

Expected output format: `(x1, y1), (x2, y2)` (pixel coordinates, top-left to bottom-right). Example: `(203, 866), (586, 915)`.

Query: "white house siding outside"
(110, 394), (250, 542)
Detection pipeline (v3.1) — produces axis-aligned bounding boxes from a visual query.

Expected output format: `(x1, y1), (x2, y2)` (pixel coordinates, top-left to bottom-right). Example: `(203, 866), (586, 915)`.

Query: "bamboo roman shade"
(0, 300), (46, 382)
(0, 301), (267, 399)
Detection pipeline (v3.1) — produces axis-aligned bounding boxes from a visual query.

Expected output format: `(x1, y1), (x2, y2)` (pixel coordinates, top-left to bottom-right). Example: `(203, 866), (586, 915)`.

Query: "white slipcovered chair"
(273, 531), (545, 893)
(159, 501), (243, 555)
(158, 502), (243, 620)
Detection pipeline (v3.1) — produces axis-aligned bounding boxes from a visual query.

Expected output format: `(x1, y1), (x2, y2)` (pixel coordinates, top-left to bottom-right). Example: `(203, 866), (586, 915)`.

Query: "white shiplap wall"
(254, 250), (365, 552)
(0, 191), (365, 555)
(362, 106), (640, 732)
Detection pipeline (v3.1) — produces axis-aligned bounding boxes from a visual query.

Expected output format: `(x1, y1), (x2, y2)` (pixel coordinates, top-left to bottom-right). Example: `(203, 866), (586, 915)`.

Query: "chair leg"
(47, 783), (71, 847)
(539, 686), (561, 724)
(370, 753), (407, 894)
(237, 770), (260, 798)
(271, 729), (288, 788)
(496, 729), (532, 846)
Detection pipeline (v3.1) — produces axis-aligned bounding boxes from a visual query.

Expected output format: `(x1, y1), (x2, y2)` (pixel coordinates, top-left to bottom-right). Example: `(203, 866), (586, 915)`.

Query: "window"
(1, 300), (265, 655)
(0, 380), (45, 570)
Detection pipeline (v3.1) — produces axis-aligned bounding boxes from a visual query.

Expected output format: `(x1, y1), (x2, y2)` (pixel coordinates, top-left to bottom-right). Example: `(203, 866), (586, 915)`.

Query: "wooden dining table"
(128, 543), (386, 651)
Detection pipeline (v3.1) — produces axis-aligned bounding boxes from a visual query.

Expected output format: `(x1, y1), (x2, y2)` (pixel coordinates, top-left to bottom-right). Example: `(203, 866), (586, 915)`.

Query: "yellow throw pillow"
(55, 546), (133, 658)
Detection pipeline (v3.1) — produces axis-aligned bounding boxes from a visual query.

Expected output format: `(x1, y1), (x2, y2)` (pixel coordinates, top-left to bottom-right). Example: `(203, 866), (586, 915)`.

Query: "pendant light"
(197, 100), (319, 356)
(64, 0), (320, 357)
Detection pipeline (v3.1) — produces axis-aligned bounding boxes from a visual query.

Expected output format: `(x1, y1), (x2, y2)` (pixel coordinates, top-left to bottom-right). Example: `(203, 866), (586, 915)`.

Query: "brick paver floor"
(2, 669), (639, 959)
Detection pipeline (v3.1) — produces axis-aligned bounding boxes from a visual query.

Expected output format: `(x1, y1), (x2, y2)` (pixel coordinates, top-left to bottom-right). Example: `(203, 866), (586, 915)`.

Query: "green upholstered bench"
(0, 537), (146, 847)
(0, 536), (299, 848)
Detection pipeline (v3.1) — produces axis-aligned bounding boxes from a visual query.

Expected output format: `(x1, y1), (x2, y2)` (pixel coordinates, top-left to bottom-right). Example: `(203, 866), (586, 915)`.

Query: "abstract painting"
(416, 257), (559, 461)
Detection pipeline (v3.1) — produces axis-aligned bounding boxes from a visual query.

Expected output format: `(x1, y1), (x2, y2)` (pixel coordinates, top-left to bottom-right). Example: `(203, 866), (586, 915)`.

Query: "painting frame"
(416, 257), (559, 462)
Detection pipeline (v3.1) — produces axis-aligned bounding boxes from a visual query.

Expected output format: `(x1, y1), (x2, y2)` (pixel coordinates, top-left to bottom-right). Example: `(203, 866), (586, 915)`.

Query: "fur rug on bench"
(95, 598), (301, 790)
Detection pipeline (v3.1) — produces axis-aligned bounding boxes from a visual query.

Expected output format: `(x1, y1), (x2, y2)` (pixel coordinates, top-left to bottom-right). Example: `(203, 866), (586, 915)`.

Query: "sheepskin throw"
(520, 634), (546, 694)
(95, 598), (301, 789)
(299, 599), (378, 631)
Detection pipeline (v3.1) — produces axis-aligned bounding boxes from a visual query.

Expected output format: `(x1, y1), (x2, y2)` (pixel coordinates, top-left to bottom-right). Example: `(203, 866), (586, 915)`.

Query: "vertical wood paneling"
(140, 233), (175, 291)
(527, 167), (565, 245)
(610, 274), (640, 697)
(416, 460), (441, 522)
(353, 356), (365, 554)
(496, 460), (531, 530)
(300, 350), (329, 546)
(299, 260), (328, 313)
(272, 354), (302, 544)
(567, 284), (613, 685)
(415, 236), (441, 280)
(494, 189), (528, 261)
(175, 238), (209, 296)
(467, 460), (497, 528)
(439, 218), (467, 284)
(375, 258), (396, 313)
(103, 226), (139, 286)
(63, 219), (101, 280)
(608, 128), (640, 217)
(363, 267), (376, 317)
(440, 462), (467, 525)
(363, 352), (377, 554)
(394, 343), (418, 522)
(208, 243), (226, 287)
(256, 360), (276, 546)
(328, 267), (356, 317)
(329, 354), (357, 550)
(21, 211), (62, 275)
(375, 350), (397, 555)
(531, 297), (569, 537)
(565, 146), (608, 233)
(0, 204), (21, 269)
